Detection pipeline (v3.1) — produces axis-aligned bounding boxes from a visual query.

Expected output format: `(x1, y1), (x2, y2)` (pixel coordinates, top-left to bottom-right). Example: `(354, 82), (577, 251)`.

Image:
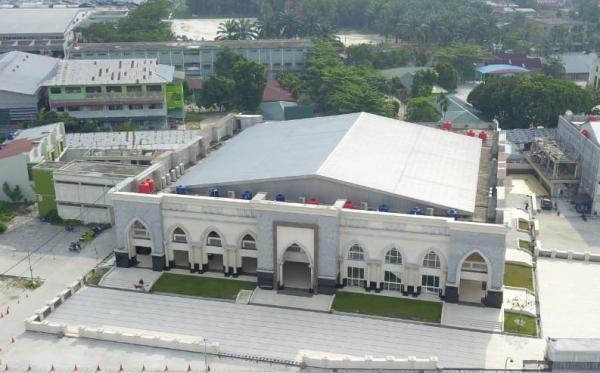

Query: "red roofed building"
(262, 79), (294, 102)
(0, 138), (34, 160)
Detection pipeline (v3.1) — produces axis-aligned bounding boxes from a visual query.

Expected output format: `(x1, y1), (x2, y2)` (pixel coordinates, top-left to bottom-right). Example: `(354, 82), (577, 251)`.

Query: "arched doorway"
(459, 252), (489, 304)
(281, 243), (312, 291)
(170, 227), (190, 269)
(129, 220), (153, 268)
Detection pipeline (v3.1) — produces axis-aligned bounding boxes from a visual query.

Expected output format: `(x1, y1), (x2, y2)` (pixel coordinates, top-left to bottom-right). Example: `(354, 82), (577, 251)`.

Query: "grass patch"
(150, 273), (255, 300)
(504, 263), (534, 291)
(518, 219), (530, 231)
(332, 291), (442, 323)
(518, 239), (532, 253)
(86, 266), (111, 286)
(504, 312), (537, 336)
(0, 276), (44, 290)
(185, 111), (208, 122)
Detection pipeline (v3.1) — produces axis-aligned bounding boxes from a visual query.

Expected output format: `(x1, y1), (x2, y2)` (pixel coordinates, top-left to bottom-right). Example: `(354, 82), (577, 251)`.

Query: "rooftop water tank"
(478, 131), (488, 142)
(343, 200), (355, 209)
(275, 194), (285, 202)
(441, 121), (453, 131)
(145, 178), (155, 192)
(137, 182), (150, 194)
(6, 132), (13, 141)
(447, 209), (459, 219)
(209, 188), (219, 197)
(410, 207), (422, 215)
(582, 129), (590, 138)
(466, 129), (476, 137)
(378, 204), (390, 212)
(242, 191), (253, 200)
(176, 185), (187, 195)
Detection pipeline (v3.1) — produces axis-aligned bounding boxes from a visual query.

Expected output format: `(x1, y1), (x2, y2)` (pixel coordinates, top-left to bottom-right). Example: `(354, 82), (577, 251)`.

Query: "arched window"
(132, 221), (150, 240)
(241, 234), (256, 250)
(206, 231), (222, 247)
(385, 248), (402, 265)
(422, 251), (441, 269)
(172, 227), (187, 243)
(347, 244), (365, 261)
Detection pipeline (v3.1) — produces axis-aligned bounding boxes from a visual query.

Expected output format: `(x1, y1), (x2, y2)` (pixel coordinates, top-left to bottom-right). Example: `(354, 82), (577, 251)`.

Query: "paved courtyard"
(536, 198), (600, 253)
(45, 287), (545, 369)
(537, 258), (600, 338)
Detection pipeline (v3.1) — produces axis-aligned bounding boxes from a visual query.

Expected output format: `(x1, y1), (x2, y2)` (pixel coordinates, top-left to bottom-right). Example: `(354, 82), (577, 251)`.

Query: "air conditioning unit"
(298, 196), (306, 204)
(360, 202), (368, 210)
(426, 207), (434, 216)
(227, 191), (236, 198)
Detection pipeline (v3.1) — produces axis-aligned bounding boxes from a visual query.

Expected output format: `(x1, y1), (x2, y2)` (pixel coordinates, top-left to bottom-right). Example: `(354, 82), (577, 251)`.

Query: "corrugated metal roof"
(14, 122), (61, 141)
(0, 51), (59, 95)
(45, 59), (175, 86)
(0, 8), (84, 35)
(65, 130), (202, 151)
(556, 52), (597, 75)
(179, 112), (482, 213)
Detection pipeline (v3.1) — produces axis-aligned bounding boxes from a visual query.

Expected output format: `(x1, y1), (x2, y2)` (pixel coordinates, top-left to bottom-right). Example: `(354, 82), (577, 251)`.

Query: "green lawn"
(150, 273), (255, 300)
(504, 263), (534, 291)
(185, 112), (208, 122)
(86, 266), (111, 286)
(332, 291), (442, 323)
(504, 312), (537, 336)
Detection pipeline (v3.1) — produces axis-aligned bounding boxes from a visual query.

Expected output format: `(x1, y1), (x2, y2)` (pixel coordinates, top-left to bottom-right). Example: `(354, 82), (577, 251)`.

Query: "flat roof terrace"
(55, 160), (147, 179)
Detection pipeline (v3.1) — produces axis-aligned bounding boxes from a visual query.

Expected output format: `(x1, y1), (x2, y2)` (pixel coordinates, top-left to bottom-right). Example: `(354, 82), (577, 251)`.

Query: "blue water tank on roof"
(176, 185), (187, 195)
(410, 207), (422, 215)
(6, 132), (13, 141)
(209, 188), (219, 197)
(378, 204), (390, 212)
(275, 194), (285, 202)
(447, 209), (459, 219)
(242, 191), (253, 200)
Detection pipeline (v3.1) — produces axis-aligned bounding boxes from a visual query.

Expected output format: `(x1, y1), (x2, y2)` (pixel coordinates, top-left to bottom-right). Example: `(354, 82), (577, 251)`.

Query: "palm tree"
(235, 18), (259, 40)
(275, 10), (302, 38)
(215, 19), (239, 41)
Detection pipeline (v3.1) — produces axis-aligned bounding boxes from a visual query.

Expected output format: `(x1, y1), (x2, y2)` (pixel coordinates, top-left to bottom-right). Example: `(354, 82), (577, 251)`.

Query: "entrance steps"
(442, 303), (503, 332)
(99, 267), (162, 291)
(277, 287), (313, 297)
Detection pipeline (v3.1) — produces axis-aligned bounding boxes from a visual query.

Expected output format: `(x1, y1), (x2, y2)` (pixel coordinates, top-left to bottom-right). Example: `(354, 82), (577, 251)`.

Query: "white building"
(0, 122), (65, 202)
(0, 51), (59, 125)
(0, 8), (89, 56)
(110, 113), (508, 308)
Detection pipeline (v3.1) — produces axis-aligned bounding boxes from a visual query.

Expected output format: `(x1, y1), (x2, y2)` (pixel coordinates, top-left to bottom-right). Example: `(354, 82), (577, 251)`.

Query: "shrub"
(0, 222), (6, 234)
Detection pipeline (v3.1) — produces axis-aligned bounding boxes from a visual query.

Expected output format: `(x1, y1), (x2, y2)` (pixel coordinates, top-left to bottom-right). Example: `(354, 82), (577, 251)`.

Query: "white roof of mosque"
(178, 112), (483, 213)
(0, 51), (59, 95)
(65, 130), (202, 151)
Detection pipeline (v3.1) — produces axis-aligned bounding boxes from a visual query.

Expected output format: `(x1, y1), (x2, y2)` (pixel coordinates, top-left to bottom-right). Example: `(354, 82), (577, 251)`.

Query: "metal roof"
(65, 130), (202, 151)
(14, 122), (61, 141)
(178, 112), (483, 213)
(0, 8), (85, 35)
(71, 39), (314, 52)
(45, 59), (174, 86)
(506, 128), (556, 144)
(477, 64), (530, 74)
(0, 51), (59, 95)
(555, 52), (597, 75)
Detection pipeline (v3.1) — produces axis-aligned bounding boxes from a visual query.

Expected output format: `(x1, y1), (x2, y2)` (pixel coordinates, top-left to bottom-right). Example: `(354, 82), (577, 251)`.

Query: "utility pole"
(204, 339), (208, 372)
(27, 250), (34, 283)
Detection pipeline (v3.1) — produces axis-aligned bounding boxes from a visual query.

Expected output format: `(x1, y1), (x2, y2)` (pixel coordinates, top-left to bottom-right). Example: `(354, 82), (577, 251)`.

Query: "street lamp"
(505, 356), (514, 371)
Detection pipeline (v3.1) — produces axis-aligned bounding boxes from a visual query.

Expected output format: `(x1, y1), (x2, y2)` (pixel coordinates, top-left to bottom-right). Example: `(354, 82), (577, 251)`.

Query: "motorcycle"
(68, 241), (82, 253)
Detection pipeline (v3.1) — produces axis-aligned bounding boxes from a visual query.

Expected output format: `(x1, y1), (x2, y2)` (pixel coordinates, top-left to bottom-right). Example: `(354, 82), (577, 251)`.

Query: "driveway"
(45, 287), (545, 369)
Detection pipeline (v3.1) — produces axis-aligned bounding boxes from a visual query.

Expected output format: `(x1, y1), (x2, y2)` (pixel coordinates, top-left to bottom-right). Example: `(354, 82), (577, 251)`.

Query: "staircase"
(442, 303), (504, 332)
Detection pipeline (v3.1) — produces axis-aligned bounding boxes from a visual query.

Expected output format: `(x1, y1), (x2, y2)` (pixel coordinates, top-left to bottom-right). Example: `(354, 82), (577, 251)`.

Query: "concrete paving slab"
(537, 258), (600, 338)
(45, 287), (545, 369)
(441, 303), (503, 332)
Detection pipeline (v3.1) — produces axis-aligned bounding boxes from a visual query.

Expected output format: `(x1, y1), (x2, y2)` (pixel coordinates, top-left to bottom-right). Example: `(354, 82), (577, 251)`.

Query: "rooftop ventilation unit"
(360, 202), (368, 210)
(170, 169), (177, 181)
(410, 207), (422, 215)
(175, 165), (181, 177)
(165, 173), (171, 184)
(298, 196), (306, 204)
(160, 176), (166, 189)
(227, 191), (235, 198)
(426, 207), (434, 216)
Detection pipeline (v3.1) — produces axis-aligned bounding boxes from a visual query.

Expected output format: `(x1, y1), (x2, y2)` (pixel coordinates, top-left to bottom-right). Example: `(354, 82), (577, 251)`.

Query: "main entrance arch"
(458, 252), (490, 304)
(280, 243), (312, 291)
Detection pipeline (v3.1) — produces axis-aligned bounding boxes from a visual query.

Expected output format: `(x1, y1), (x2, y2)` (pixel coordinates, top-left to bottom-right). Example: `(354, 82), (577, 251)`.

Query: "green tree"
(406, 97), (440, 122)
(216, 18), (259, 40)
(231, 59), (267, 112)
(541, 57), (566, 79)
(435, 43), (484, 81)
(214, 47), (244, 78)
(435, 62), (459, 91)
(468, 75), (594, 128)
(2, 182), (23, 203)
(411, 69), (438, 97)
(199, 75), (235, 109)
(216, 19), (240, 40)
(436, 93), (450, 120)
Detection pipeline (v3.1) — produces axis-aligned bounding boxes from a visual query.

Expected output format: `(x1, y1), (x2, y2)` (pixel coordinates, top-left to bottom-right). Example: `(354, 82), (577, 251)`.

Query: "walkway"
(441, 303), (503, 332)
(250, 287), (333, 312)
(45, 287), (546, 369)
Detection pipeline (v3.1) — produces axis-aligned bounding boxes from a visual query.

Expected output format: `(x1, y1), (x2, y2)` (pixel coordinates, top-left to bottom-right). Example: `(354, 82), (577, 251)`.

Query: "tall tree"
(435, 62), (459, 91)
(232, 59), (267, 112)
(198, 75), (235, 110)
(541, 57), (566, 78)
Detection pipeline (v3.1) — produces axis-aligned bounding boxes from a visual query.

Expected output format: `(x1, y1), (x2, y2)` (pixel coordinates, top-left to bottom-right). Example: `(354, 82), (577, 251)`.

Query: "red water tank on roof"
(145, 178), (155, 192)
(343, 201), (355, 209)
(466, 129), (476, 137)
(478, 131), (488, 142)
(138, 182), (149, 194)
(441, 121), (453, 131)
(307, 198), (320, 205)
(582, 129), (590, 138)
(588, 115), (597, 122)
